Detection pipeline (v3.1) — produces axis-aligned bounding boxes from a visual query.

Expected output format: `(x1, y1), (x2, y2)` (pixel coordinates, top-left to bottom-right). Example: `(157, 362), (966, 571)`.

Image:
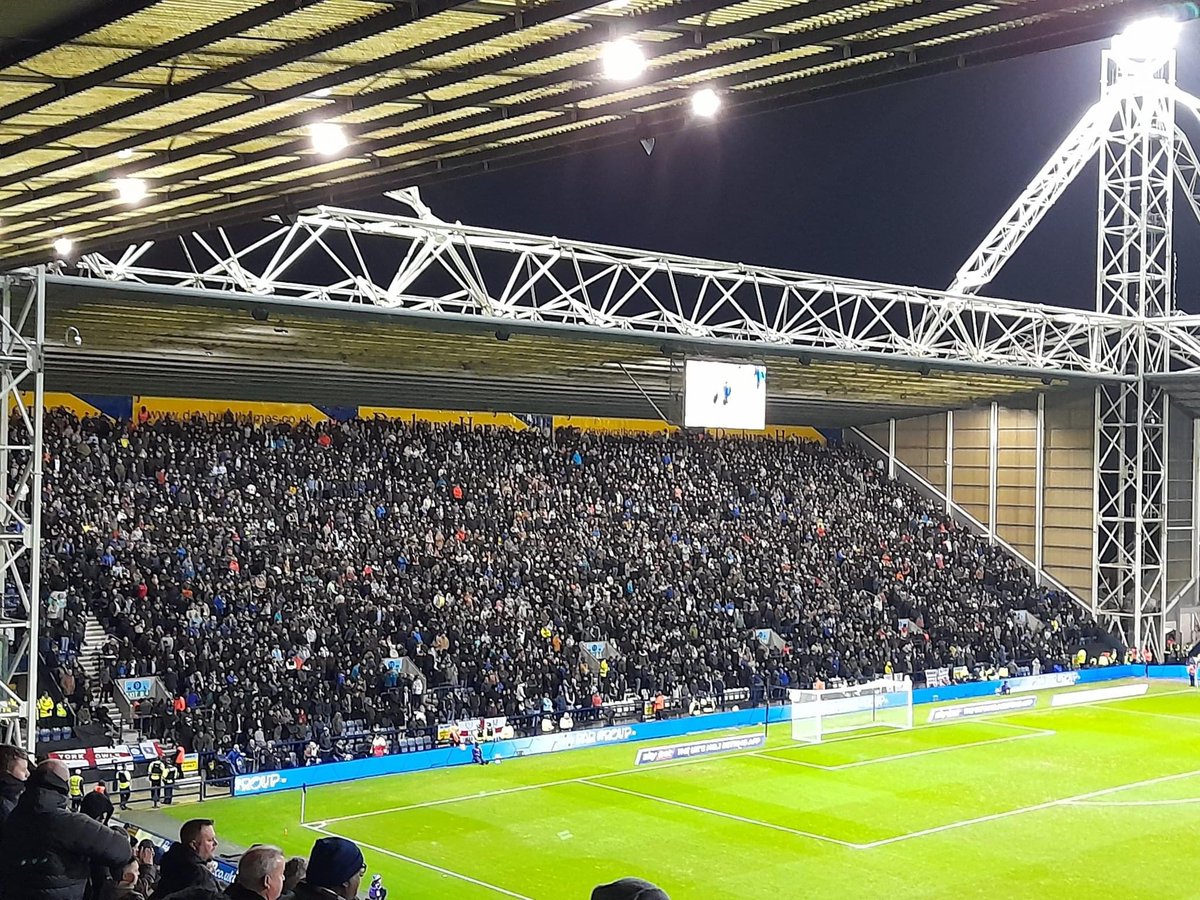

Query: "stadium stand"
(37, 409), (1096, 771)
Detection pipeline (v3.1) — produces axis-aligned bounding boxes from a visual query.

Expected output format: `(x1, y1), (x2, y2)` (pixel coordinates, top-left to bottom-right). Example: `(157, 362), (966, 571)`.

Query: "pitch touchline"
(304, 822), (536, 900)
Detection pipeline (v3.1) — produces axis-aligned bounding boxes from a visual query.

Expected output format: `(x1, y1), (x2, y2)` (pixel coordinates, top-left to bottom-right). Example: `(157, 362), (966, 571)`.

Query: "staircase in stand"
(77, 609), (138, 742)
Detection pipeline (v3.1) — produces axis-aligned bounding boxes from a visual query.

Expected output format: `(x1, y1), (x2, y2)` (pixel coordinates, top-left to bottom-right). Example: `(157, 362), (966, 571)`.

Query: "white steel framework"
(75, 193), (1134, 380)
(0, 271), (45, 753)
(948, 29), (1200, 660)
(55, 27), (1200, 660)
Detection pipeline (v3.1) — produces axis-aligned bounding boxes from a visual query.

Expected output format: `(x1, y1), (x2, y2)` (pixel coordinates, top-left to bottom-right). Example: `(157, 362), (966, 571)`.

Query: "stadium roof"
(44, 275), (1079, 425)
(0, 0), (1174, 270)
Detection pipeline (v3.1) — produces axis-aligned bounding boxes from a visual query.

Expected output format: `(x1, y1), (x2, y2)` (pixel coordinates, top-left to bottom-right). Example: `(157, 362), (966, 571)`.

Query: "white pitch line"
(318, 682), (1193, 828)
(579, 778), (861, 848)
(820, 729), (1054, 770)
(1085, 703), (1200, 726)
(750, 753), (835, 771)
(1064, 797), (1200, 808)
(305, 823), (536, 899)
(859, 767), (1200, 849)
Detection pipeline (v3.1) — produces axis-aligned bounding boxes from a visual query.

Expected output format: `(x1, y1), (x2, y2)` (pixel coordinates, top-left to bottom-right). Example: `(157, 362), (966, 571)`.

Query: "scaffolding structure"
(0, 271), (44, 752)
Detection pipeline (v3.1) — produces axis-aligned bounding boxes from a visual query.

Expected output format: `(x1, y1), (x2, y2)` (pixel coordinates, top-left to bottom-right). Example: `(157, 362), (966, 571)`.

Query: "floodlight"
(114, 177), (148, 204)
(310, 122), (348, 155)
(602, 39), (646, 80)
(308, 87), (333, 98)
(116, 148), (134, 160)
(1113, 16), (1181, 59)
(692, 88), (720, 117)
(53, 237), (74, 257)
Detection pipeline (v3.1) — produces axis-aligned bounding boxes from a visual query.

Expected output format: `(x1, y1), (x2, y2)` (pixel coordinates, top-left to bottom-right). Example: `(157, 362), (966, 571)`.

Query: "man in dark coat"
(149, 821), (219, 900)
(291, 838), (363, 900)
(0, 743), (30, 827)
(0, 759), (133, 900)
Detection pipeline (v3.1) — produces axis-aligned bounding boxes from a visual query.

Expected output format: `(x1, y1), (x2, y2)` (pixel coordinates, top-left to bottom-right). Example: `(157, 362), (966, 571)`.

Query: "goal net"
(787, 677), (913, 744)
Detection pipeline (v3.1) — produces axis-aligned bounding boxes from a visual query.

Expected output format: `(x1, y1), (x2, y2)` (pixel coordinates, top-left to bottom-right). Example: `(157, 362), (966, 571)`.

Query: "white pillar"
(888, 417), (896, 481)
(1035, 393), (1045, 585)
(988, 401), (999, 544)
(945, 410), (954, 515)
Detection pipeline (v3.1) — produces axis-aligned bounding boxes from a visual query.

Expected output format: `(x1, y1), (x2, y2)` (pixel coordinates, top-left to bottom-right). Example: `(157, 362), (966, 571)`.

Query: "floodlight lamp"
(1113, 16), (1180, 60)
(116, 148), (134, 160)
(602, 39), (646, 80)
(53, 237), (74, 257)
(692, 87), (720, 117)
(114, 177), (148, 204)
(310, 122), (348, 155)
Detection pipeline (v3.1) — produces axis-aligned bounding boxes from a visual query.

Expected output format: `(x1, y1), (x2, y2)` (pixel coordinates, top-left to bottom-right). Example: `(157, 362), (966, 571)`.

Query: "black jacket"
(150, 845), (217, 900)
(0, 770), (132, 900)
(0, 771), (23, 826)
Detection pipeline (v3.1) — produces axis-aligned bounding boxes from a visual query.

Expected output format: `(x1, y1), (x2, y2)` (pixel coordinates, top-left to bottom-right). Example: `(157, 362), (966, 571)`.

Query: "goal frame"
(787, 677), (913, 744)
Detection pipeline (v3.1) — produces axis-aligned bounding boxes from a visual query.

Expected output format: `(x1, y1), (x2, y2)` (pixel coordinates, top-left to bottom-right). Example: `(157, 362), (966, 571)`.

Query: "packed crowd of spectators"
(36, 409), (1092, 761)
(0, 745), (668, 900)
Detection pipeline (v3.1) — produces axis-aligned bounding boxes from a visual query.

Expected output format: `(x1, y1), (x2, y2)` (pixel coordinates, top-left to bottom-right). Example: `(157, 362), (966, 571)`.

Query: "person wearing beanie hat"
(591, 877), (670, 900)
(293, 837), (365, 900)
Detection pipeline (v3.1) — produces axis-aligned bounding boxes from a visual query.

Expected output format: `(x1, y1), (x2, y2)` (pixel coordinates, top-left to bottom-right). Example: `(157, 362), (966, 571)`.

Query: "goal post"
(787, 677), (913, 744)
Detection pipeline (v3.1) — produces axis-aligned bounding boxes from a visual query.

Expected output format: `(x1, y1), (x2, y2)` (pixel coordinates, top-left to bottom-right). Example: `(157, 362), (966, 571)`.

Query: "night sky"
(401, 30), (1200, 312)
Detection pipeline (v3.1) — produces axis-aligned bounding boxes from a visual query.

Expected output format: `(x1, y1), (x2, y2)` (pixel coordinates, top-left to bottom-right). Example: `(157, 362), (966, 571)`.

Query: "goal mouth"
(787, 678), (914, 744)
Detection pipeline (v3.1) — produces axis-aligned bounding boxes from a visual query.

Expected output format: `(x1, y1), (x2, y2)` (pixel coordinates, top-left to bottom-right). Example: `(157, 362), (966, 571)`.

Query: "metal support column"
(988, 401), (999, 544)
(1093, 45), (1176, 659)
(1035, 393), (1045, 585)
(945, 410), (954, 514)
(888, 417), (896, 480)
(0, 268), (45, 753)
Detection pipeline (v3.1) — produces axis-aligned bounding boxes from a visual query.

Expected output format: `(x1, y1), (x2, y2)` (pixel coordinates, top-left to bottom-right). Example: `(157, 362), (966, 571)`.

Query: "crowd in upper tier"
(34, 409), (1093, 756)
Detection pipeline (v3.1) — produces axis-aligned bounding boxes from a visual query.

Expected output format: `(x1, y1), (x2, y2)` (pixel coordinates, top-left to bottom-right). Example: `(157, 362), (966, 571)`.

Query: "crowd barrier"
(231, 664), (1184, 797)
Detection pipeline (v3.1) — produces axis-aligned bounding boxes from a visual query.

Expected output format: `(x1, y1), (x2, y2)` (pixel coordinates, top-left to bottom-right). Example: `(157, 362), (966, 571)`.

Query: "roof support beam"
(0, 0), (320, 123)
(0, 0), (476, 164)
(0, 0), (1140, 249)
(0, 0), (154, 71)
(0, 0), (722, 208)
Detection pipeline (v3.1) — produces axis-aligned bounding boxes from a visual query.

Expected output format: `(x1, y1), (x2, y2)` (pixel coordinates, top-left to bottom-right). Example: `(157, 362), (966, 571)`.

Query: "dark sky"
(407, 31), (1200, 312)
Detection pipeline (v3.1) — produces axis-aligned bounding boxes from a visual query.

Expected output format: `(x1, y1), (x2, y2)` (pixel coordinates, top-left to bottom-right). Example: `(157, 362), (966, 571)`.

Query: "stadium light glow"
(692, 87), (720, 117)
(114, 177), (148, 204)
(1113, 16), (1181, 59)
(53, 236), (73, 257)
(602, 39), (646, 80)
(310, 122), (348, 155)
(116, 148), (134, 159)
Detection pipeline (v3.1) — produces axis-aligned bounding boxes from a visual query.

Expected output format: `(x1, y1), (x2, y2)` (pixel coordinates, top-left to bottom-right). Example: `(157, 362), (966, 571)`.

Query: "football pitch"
(170, 680), (1200, 898)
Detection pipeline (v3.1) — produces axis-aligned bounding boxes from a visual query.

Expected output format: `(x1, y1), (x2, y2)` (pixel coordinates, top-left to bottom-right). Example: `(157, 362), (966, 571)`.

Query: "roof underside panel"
(0, 0), (1169, 268)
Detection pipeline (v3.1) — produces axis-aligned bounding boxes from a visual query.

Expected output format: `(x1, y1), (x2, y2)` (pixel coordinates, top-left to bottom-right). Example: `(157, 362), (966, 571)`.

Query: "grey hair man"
(230, 846), (286, 900)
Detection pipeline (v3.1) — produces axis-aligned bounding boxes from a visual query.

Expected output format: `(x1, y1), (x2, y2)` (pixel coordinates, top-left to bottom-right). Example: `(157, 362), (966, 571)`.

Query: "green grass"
(169, 681), (1200, 899)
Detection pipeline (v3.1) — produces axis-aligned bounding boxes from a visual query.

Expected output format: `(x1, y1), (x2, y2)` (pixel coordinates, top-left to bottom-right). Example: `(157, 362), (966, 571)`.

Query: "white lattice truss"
(63, 39), (1200, 658)
(0, 271), (45, 753)
(80, 196), (1138, 378)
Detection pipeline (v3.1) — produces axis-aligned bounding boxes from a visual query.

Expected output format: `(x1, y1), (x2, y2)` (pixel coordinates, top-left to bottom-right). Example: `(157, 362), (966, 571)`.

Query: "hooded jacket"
(0, 769), (132, 900)
(149, 844), (218, 900)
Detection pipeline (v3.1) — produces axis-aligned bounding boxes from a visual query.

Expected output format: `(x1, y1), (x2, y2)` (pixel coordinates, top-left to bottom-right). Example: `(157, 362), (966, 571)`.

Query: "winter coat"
(0, 770), (132, 900)
(149, 844), (217, 900)
(0, 771), (23, 826)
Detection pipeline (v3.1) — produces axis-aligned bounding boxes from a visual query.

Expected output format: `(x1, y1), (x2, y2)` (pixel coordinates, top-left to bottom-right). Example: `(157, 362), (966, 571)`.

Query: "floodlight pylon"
(950, 31), (1200, 658)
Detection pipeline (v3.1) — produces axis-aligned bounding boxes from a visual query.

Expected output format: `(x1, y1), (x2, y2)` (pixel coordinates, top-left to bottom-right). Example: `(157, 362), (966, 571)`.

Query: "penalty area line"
(579, 778), (861, 848)
(859, 767), (1200, 849)
(304, 822), (535, 900)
